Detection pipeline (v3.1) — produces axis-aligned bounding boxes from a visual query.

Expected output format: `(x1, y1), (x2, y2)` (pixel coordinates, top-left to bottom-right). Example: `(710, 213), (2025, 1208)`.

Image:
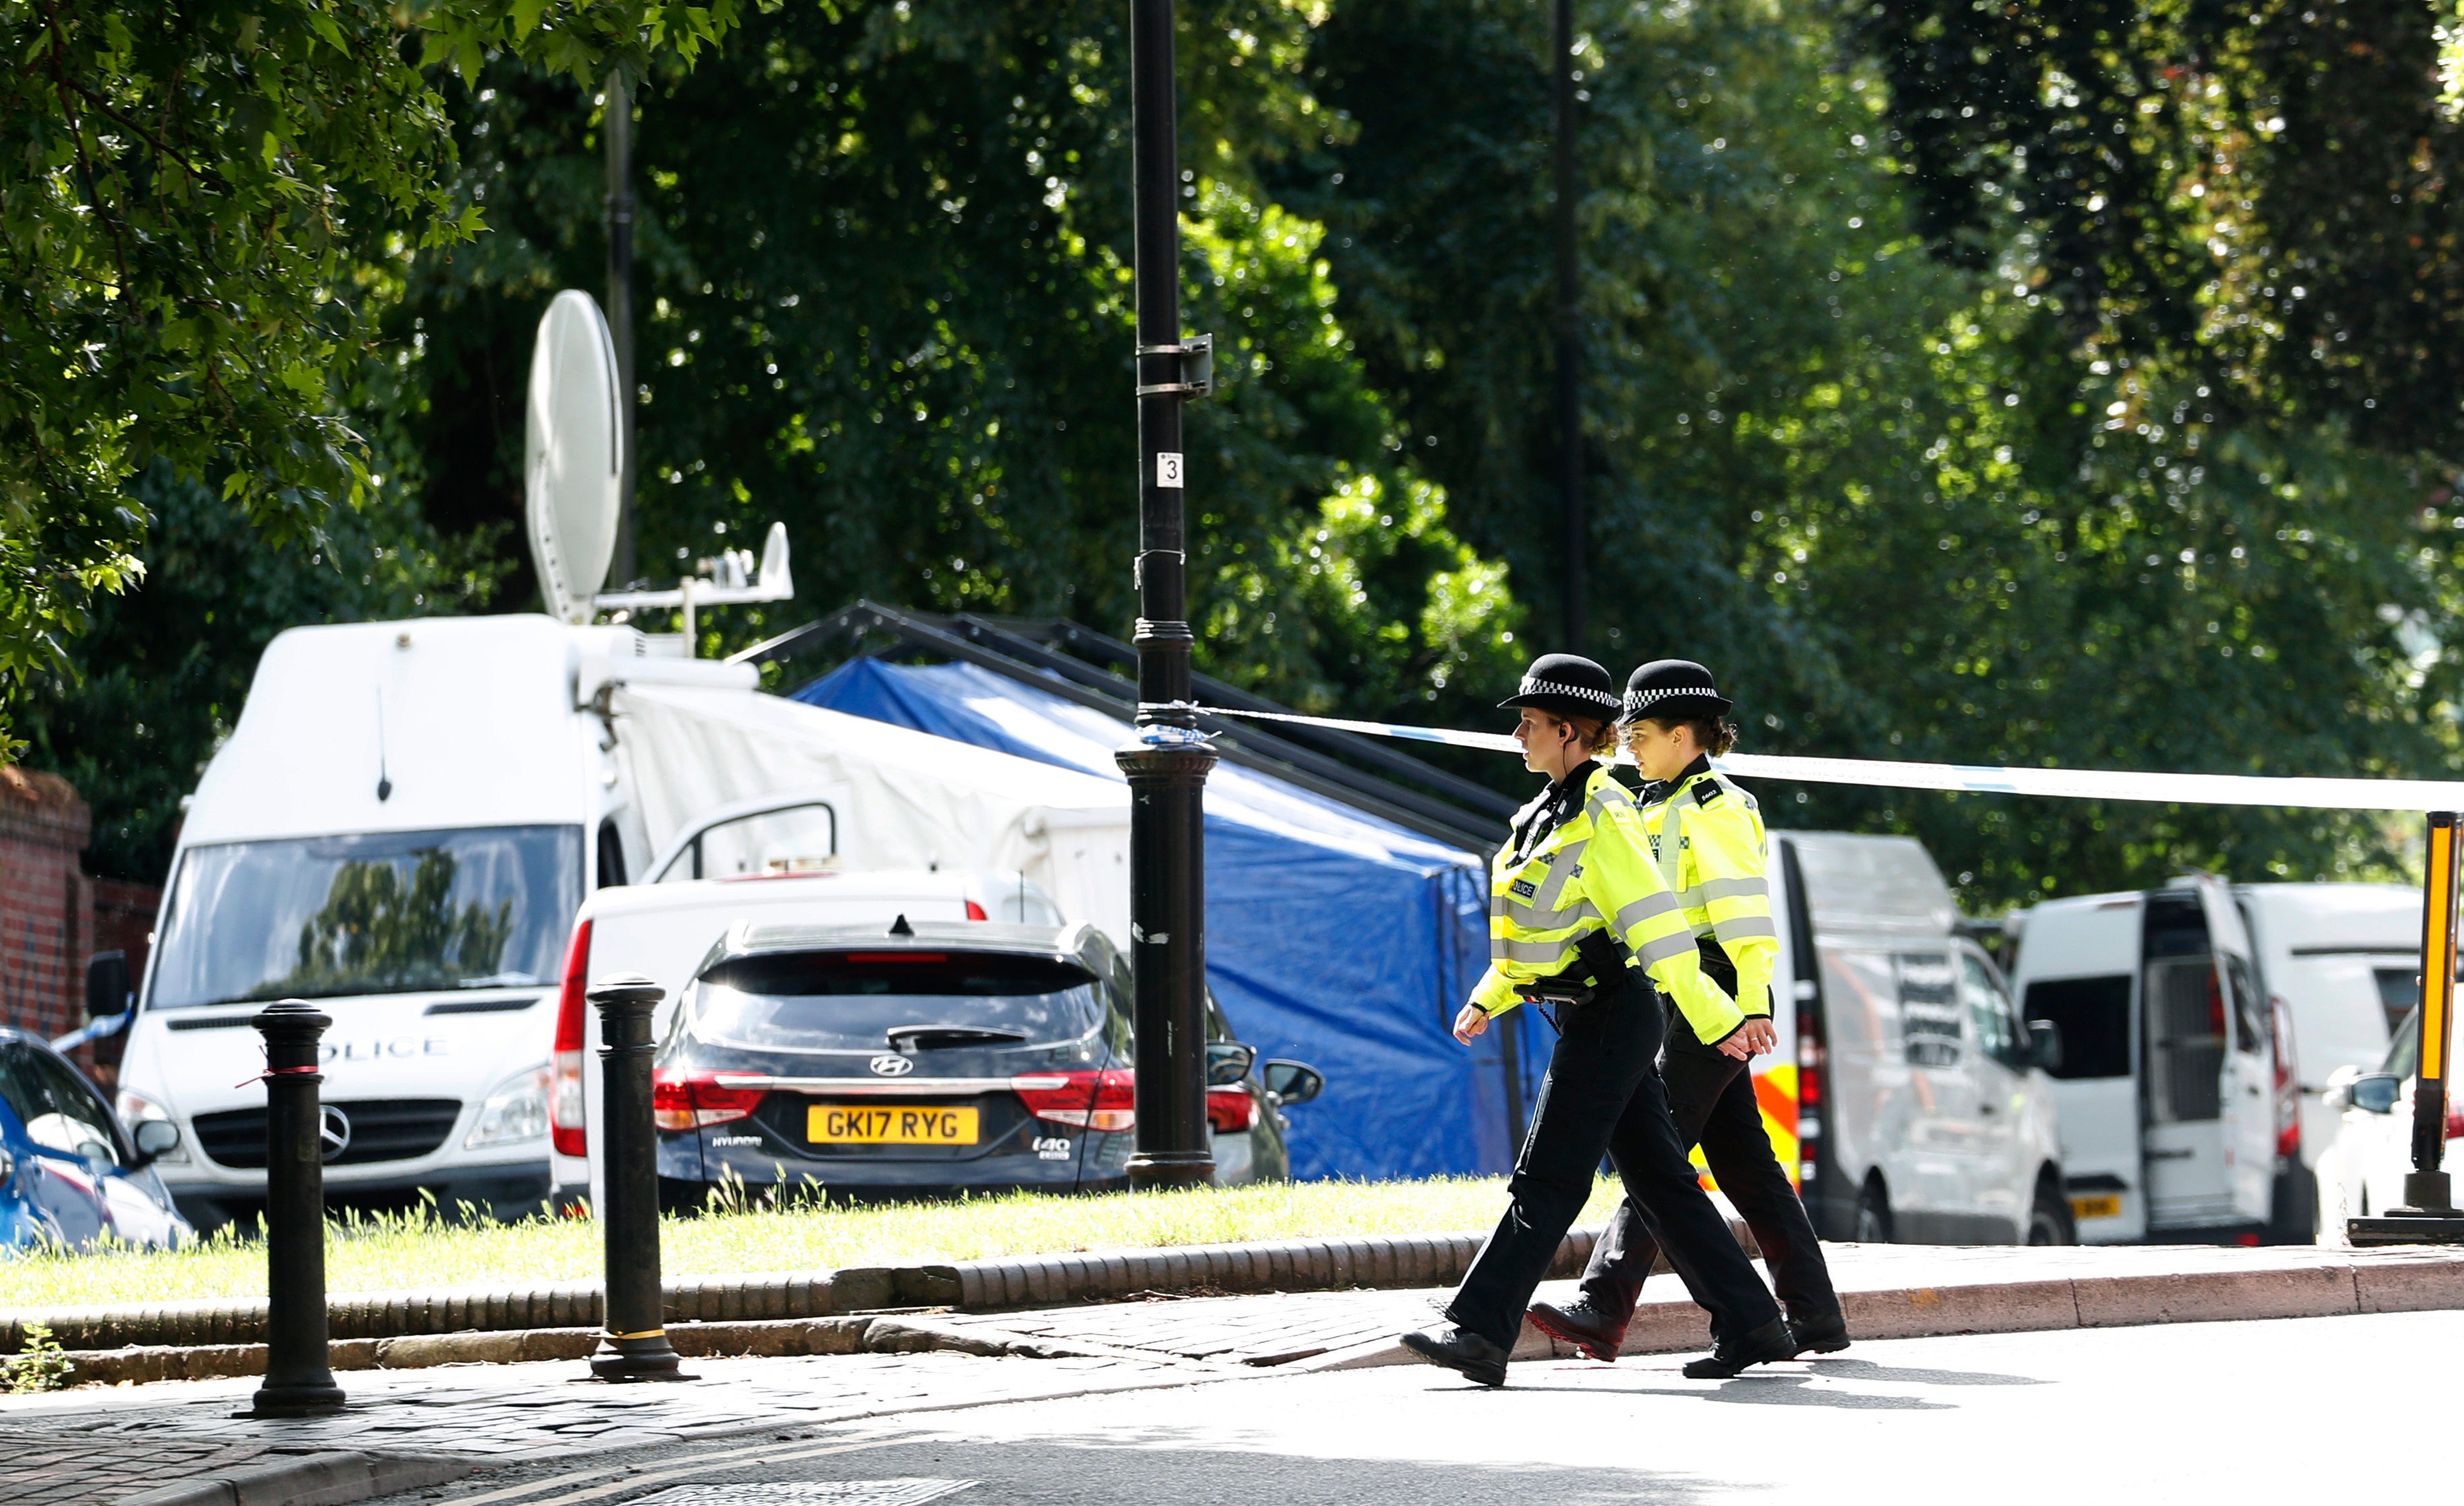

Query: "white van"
(1762, 832), (2070, 1246)
(2007, 876), (2295, 1243)
(111, 616), (758, 1228)
(2236, 883), (2422, 1168)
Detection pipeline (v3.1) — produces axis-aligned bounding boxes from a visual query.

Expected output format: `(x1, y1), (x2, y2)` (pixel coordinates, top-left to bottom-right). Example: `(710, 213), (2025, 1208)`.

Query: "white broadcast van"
(2007, 875), (2304, 1243)
(113, 615), (759, 1228)
(1758, 831), (2070, 1246)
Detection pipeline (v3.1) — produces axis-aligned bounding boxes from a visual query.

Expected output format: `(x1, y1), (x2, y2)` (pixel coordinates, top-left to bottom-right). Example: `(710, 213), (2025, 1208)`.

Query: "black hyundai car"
(652, 917), (1322, 1204)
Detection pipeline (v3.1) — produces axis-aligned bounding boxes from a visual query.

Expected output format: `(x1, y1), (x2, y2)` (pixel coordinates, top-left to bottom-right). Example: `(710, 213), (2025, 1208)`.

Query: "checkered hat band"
(1520, 676), (1618, 709)
(1622, 684), (1718, 717)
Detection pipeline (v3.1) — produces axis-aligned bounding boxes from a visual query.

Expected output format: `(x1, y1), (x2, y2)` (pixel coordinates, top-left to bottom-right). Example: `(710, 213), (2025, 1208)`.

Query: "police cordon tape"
(1186, 705), (2464, 814)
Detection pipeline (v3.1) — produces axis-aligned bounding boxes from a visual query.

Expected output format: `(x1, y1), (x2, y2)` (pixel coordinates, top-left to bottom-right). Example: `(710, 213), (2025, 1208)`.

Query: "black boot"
(1787, 1308), (1852, 1356)
(1680, 1319), (1795, 1379)
(1527, 1300), (1627, 1364)
(1400, 1325), (1511, 1387)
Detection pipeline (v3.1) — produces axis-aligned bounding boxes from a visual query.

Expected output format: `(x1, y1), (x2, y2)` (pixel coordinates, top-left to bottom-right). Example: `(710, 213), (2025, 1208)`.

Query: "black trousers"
(1444, 977), (1781, 1350)
(1575, 1005), (1841, 1325)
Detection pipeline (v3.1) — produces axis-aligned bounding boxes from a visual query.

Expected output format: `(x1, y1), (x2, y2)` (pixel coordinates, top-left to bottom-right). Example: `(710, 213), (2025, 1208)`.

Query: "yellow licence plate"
(2070, 1194), (2123, 1221)
(807, 1104), (979, 1145)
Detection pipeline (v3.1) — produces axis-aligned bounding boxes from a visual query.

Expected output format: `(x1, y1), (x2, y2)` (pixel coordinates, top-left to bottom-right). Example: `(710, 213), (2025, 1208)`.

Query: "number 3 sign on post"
(1155, 451), (1184, 488)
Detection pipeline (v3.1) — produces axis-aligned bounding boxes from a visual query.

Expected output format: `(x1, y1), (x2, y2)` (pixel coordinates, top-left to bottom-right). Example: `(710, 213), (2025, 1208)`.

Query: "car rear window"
(691, 951), (1104, 1052)
(2024, 975), (2133, 1080)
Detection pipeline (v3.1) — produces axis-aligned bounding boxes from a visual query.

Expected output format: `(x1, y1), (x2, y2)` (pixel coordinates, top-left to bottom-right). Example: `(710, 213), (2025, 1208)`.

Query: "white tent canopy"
(612, 683), (1133, 943)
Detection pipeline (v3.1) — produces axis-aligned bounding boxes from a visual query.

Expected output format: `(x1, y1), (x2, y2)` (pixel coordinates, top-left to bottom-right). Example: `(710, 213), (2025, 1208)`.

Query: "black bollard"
(248, 1002), (346, 1418)
(588, 973), (686, 1381)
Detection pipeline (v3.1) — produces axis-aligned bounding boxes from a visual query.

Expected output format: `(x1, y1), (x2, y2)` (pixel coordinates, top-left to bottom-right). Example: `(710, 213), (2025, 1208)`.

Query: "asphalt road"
(406, 1310), (2443, 1505)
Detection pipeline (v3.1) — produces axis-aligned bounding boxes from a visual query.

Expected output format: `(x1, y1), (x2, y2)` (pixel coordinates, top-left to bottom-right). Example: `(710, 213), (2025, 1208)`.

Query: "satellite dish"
(525, 290), (624, 625)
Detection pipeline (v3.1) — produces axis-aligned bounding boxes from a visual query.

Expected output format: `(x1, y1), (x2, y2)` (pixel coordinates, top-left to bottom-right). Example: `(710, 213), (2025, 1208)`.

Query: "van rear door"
(2138, 885), (2268, 1229)
(2187, 877), (2275, 1223)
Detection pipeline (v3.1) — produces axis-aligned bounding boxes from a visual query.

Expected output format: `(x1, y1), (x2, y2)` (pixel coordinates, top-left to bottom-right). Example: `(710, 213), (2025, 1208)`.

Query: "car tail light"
(1795, 983), (1825, 1192)
(550, 920), (592, 1157)
(652, 1071), (768, 1131)
(2269, 994), (2301, 1161)
(1206, 1085), (1257, 1134)
(1012, 1069), (1135, 1132)
(965, 900), (989, 921)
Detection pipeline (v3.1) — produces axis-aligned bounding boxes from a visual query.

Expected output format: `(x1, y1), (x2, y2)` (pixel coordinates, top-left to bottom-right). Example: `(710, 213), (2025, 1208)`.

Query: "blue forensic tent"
(793, 658), (1529, 1180)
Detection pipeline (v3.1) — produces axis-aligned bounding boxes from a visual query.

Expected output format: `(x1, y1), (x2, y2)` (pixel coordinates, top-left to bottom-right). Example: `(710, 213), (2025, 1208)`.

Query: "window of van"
(149, 826), (583, 1008)
(1897, 952), (1962, 1067)
(1960, 954), (2024, 1070)
(2024, 975), (2132, 1078)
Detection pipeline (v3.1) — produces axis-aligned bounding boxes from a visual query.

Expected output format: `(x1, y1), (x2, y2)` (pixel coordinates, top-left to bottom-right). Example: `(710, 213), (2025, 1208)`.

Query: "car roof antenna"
(888, 913), (914, 937)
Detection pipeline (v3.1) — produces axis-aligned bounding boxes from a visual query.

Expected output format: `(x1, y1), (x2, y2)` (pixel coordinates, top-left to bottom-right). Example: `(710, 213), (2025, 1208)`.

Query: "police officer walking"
(1400, 654), (1794, 1387)
(1528, 659), (1852, 1362)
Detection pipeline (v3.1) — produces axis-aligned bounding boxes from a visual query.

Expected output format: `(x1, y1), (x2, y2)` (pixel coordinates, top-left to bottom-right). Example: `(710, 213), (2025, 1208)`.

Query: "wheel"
(1854, 1178), (1894, 1243)
(2027, 1178), (2075, 1245)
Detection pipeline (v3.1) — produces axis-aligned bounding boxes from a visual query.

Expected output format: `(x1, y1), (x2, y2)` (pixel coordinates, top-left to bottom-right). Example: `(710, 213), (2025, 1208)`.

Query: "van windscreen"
(691, 952), (1102, 1051)
(150, 827), (582, 1008)
(2024, 975), (2133, 1079)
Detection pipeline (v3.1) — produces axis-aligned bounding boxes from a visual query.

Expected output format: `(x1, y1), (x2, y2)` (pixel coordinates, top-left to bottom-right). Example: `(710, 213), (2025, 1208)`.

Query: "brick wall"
(87, 877), (162, 1088)
(0, 767), (92, 1043)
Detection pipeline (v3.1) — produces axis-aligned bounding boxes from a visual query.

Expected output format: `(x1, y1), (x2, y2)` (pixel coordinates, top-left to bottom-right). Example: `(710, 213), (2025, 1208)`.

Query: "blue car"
(0, 1028), (190, 1251)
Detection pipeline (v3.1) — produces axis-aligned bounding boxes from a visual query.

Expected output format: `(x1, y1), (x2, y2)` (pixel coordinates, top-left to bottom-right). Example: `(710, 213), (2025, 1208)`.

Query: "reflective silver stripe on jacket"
(1512, 895), (1599, 933)
(1630, 930), (1697, 969)
(1612, 891), (1682, 935)
(1530, 840), (1589, 910)
(1496, 935), (1579, 965)
(1685, 875), (1769, 904)
(1711, 916), (1779, 944)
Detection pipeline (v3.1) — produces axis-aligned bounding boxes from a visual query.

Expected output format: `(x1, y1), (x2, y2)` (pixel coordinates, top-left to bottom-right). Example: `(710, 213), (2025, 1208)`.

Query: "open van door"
(2136, 881), (2270, 1230)
(2015, 895), (2147, 1242)
(2183, 876), (2276, 1225)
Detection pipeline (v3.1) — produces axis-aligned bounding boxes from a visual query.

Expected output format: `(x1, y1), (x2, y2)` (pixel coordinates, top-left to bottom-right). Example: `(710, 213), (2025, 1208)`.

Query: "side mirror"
(2323, 1063), (2361, 1112)
(131, 1118), (181, 1167)
(1261, 1060), (1324, 1107)
(1205, 1041), (1257, 1087)
(2350, 1073), (2403, 1116)
(84, 950), (130, 1022)
(2026, 1018), (2063, 1074)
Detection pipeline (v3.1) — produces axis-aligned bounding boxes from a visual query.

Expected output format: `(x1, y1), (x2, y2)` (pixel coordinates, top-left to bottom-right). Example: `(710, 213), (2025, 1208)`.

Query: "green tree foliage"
(1851, 0), (2464, 456)
(0, 0), (742, 753)
(14, 465), (494, 881)
(1301, 0), (2456, 902)
(380, 0), (1520, 720)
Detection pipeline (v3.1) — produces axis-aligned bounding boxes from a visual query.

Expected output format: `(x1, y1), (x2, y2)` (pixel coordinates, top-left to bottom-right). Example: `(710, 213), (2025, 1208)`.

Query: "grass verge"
(1, 1176), (1625, 1312)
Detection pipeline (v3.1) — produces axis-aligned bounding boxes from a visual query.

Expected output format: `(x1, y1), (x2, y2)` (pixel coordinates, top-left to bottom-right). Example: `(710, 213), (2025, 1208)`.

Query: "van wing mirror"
(1205, 1041), (1257, 1087)
(130, 1118), (180, 1167)
(1261, 1060), (1324, 1106)
(84, 951), (130, 1022)
(2026, 1018), (2063, 1074)
(2350, 1073), (2403, 1115)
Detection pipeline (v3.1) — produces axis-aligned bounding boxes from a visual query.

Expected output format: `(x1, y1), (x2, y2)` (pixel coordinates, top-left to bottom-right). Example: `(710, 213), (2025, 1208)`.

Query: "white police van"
(112, 616), (754, 1229)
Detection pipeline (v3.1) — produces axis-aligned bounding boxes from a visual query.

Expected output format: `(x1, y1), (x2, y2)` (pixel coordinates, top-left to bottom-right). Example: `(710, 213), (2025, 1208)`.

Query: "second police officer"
(1527, 660), (1852, 1362)
(1398, 654), (1795, 1387)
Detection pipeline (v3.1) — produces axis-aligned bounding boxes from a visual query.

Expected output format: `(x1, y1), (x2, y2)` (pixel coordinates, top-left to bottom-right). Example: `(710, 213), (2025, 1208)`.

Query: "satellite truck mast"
(524, 289), (792, 649)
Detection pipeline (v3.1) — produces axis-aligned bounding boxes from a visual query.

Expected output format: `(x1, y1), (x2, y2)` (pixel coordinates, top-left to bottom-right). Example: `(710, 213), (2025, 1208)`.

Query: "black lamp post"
(1116, 0), (1217, 1190)
(605, 67), (638, 587)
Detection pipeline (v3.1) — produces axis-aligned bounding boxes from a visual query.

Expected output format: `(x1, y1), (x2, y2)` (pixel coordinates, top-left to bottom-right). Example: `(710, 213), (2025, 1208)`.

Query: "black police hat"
(1499, 654), (1622, 721)
(1622, 659), (1733, 721)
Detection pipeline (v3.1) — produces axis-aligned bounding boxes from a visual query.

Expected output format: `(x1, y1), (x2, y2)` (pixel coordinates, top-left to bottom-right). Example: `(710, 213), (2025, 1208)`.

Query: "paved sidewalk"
(10, 1240), (2463, 1505)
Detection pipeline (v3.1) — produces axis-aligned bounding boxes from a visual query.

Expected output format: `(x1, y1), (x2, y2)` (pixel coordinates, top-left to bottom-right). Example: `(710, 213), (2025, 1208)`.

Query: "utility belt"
(1696, 935), (1738, 997)
(1513, 930), (1634, 1010)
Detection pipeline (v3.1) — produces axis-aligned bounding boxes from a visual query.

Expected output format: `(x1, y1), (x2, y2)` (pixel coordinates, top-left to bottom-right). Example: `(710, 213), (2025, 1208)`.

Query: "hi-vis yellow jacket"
(1470, 763), (1746, 1044)
(1642, 756), (1779, 1020)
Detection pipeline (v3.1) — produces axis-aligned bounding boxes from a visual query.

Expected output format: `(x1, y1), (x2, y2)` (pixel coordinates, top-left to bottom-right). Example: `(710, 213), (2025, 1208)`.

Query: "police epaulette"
(1693, 779), (1724, 808)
